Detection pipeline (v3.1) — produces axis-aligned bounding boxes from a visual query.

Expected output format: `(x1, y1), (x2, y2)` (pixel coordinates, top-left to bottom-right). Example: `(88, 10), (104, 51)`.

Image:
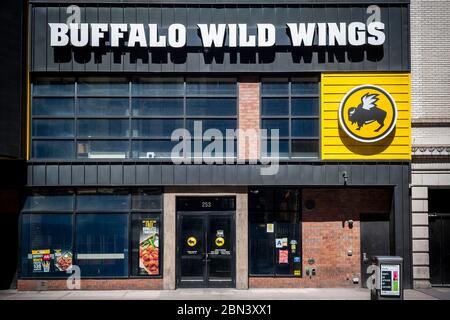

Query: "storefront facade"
(19, 0), (412, 290)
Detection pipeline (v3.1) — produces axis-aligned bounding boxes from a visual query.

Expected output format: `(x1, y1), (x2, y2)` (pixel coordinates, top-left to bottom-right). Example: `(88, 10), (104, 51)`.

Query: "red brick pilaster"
(238, 77), (260, 161)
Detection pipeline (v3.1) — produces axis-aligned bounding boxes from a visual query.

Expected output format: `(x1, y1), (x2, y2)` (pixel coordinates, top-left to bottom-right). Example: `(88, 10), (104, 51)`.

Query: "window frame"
(30, 77), (239, 161)
(260, 76), (321, 160)
(19, 188), (164, 280)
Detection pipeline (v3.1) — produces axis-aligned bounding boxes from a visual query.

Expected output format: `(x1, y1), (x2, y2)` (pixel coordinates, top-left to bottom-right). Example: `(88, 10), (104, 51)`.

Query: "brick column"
(238, 77), (260, 161)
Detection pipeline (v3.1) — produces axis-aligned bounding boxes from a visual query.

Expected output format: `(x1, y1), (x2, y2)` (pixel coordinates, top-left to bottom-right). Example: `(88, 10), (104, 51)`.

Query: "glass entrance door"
(176, 198), (235, 288)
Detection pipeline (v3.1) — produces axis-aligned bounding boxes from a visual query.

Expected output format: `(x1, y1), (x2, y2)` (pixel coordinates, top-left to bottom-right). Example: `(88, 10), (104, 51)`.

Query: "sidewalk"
(0, 288), (447, 300)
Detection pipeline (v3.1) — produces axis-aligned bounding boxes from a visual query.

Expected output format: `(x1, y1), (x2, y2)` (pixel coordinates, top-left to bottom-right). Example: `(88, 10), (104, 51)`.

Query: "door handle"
(202, 253), (210, 262)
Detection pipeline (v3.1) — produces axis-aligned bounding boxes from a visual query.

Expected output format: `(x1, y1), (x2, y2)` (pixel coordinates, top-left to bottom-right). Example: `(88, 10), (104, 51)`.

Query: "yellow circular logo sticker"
(215, 237), (225, 247)
(339, 85), (397, 143)
(187, 236), (197, 247)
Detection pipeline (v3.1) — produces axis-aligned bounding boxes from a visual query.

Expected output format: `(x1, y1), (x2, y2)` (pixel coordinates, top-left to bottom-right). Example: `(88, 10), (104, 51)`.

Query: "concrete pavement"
(0, 288), (447, 300)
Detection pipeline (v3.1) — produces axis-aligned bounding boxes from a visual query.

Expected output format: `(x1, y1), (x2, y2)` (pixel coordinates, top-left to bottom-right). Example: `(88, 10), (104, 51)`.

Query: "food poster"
(32, 249), (51, 273)
(139, 219), (159, 275)
(279, 250), (289, 264)
(54, 249), (73, 272)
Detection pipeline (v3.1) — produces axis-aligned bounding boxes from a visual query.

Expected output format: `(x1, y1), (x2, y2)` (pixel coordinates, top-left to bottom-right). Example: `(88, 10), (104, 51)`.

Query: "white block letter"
(168, 23), (186, 48)
(90, 23), (108, 47)
(317, 23), (327, 46)
(328, 22), (347, 46)
(197, 24), (226, 47)
(238, 24), (256, 47)
(348, 22), (366, 46)
(286, 23), (315, 46)
(149, 24), (166, 47)
(110, 23), (127, 47)
(128, 24), (147, 47)
(49, 23), (69, 47)
(367, 22), (385, 45)
(70, 23), (89, 47)
(257, 23), (276, 47)
(227, 24), (237, 47)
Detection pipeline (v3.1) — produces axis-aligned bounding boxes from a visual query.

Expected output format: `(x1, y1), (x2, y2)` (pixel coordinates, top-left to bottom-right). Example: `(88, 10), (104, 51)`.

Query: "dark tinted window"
(249, 188), (302, 276)
(131, 140), (179, 159)
(186, 98), (236, 116)
(132, 98), (183, 116)
(77, 81), (128, 96)
(77, 140), (129, 159)
(31, 78), (237, 160)
(261, 77), (320, 159)
(76, 194), (129, 211)
(132, 79), (184, 96)
(23, 195), (74, 212)
(32, 120), (74, 137)
(78, 98), (129, 116)
(291, 98), (319, 116)
(20, 214), (73, 277)
(32, 98), (74, 116)
(132, 119), (183, 138)
(186, 79), (236, 95)
(78, 120), (129, 137)
(32, 141), (74, 159)
(33, 82), (74, 96)
(75, 214), (128, 277)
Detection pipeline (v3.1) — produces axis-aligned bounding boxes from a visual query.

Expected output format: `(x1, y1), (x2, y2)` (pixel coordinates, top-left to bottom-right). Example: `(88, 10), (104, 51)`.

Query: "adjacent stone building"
(411, 0), (450, 288)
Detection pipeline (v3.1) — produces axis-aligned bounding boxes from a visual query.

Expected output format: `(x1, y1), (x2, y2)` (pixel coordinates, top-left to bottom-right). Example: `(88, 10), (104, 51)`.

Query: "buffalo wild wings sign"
(49, 22), (386, 48)
(339, 85), (398, 143)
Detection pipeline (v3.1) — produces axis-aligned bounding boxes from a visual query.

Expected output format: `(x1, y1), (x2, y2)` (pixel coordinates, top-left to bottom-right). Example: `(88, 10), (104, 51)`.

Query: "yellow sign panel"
(321, 73), (411, 160)
(187, 237), (197, 247)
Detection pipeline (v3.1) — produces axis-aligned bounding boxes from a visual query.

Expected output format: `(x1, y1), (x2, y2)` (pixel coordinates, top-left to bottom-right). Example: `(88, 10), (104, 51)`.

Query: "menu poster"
(32, 249), (50, 273)
(279, 250), (289, 264)
(380, 264), (401, 297)
(54, 249), (73, 272)
(139, 219), (159, 275)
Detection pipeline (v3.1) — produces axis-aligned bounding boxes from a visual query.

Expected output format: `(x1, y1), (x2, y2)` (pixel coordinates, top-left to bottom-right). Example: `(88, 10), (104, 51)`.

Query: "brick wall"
(238, 77), (260, 160)
(18, 279), (163, 291)
(250, 188), (392, 288)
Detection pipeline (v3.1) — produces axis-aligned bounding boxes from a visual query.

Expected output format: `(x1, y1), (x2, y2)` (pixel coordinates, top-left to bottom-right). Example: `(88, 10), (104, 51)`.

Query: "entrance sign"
(49, 22), (385, 48)
(339, 85), (398, 143)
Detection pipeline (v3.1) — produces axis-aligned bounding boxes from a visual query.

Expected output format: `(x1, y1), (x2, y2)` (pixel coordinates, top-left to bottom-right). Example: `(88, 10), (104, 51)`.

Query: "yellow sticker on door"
(215, 237), (225, 247)
(187, 236), (197, 247)
(339, 85), (397, 143)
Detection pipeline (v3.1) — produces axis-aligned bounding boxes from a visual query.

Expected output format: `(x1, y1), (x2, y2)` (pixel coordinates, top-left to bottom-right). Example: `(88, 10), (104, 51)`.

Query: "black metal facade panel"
(29, 1), (410, 5)
(0, 1), (24, 158)
(25, 162), (408, 187)
(30, 3), (410, 73)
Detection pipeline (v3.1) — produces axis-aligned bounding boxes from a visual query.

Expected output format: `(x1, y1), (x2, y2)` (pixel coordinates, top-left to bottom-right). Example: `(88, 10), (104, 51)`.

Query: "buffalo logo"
(339, 85), (397, 143)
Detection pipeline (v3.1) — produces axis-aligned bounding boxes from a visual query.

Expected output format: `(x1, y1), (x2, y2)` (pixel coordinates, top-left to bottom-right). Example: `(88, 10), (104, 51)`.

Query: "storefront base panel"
(249, 277), (358, 288)
(17, 279), (163, 291)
